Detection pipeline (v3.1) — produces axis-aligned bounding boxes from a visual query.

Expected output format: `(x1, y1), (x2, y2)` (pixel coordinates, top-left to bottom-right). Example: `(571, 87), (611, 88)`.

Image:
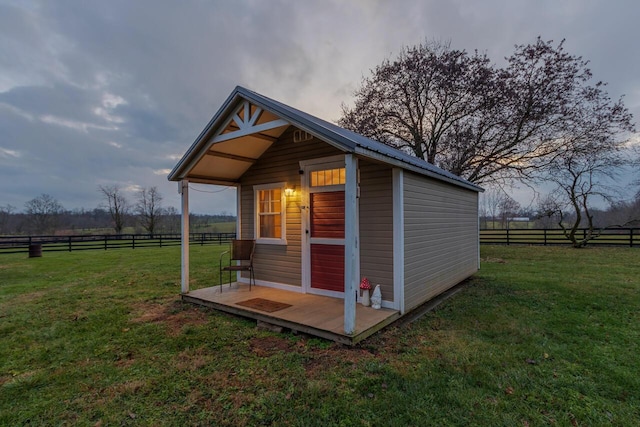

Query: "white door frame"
(299, 155), (352, 299)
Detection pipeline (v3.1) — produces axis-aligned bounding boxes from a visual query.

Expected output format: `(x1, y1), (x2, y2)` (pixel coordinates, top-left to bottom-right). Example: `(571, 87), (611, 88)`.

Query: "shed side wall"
(358, 160), (394, 302)
(240, 127), (342, 286)
(403, 172), (479, 311)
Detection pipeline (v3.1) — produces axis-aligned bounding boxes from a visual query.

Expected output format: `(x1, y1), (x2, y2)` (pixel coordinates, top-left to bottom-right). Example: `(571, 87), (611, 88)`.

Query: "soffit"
(183, 100), (289, 184)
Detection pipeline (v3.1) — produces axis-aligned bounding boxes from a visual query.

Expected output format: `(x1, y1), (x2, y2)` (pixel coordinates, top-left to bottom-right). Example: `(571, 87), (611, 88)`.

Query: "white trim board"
(392, 168), (405, 314)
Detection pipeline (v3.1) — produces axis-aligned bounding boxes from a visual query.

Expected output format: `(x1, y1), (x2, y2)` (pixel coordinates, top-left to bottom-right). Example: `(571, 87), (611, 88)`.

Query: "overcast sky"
(1, 0), (638, 214)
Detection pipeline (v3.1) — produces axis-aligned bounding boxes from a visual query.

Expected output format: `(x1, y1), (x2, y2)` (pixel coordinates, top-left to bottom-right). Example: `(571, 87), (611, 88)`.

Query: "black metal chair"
(219, 239), (256, 291)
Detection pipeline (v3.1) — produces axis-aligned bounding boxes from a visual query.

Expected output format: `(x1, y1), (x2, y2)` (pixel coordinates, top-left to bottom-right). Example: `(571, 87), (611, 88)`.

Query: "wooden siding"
(240, 127), (342, 286)
(403, 172), (479, 311)
(311, 191), (345, 238)
(310, 244), (345, 291)
(358, 160), (394, 302)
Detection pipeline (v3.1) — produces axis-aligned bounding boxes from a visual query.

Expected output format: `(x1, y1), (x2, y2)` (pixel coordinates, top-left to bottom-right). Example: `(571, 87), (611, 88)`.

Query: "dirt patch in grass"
(248, 336), (293, 357)
(9, 290), (47, 305)
(175, 348), (211, 372)
(304, 346), (377, 378)
(105, 379), (147, 396)
(481, 257), (507, 263)
(130, 299), (208, 336)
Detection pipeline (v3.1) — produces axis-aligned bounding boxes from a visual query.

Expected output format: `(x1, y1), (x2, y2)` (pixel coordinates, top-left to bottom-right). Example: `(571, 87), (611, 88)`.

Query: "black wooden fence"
(4, 228), (637, 255)
(480, 228), (639, 247)
(0, 232), (236, 255)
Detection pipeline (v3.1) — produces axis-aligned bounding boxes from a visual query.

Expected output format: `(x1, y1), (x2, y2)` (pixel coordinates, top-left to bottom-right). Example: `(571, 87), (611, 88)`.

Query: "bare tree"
(135, 186), (163, 236)
(481, 188), (504, 229)
(602, 198), (640, 228)
(99, 185), (129, 234)
(163, 206), (180, 233)
(0, 204), (16, 234)
(24, 194), (64, 234)
(340, 38), (634, 187)
(534, 194), (562, 229)
(340, 40), (492, 166)
(539, 133), (634, 247)
(498, 196), (521, 229)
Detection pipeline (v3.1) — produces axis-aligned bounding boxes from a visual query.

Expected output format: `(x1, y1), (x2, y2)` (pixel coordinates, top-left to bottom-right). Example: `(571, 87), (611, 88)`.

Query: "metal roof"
(168, 86), (483, 193)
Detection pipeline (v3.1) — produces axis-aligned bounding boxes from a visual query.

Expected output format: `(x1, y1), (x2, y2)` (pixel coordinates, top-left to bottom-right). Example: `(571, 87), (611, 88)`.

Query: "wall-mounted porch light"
(284, 187), (295, 197)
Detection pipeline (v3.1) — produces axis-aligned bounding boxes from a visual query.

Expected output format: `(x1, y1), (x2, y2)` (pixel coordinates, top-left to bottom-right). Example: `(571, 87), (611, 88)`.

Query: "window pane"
(257, 187), (283, 240)
(259, 214), (281, 238)
(310, 168), (346, 187)
(258, 189), (283, 214)
(332, 168), (340, 184)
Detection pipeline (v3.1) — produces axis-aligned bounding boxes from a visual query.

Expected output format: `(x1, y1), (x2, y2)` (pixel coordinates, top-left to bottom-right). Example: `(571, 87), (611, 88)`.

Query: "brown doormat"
(236, 298), (292, 313)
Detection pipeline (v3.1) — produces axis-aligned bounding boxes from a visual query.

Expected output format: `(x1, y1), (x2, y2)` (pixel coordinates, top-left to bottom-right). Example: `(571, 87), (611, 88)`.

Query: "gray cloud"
(0, 0), (638, 213)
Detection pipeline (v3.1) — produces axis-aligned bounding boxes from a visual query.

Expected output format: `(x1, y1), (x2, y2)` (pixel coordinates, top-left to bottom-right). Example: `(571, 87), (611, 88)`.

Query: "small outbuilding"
(168, 86), (483, 344)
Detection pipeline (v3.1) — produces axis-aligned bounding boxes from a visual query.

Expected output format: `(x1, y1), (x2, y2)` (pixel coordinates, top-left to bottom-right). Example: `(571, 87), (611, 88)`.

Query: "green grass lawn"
(1, 246), (638, 426)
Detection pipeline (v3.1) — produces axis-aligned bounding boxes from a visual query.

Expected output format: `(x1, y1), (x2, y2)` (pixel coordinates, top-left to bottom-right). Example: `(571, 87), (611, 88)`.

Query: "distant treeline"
(480, 189), (640, 231)
(0, 207), (235, 236)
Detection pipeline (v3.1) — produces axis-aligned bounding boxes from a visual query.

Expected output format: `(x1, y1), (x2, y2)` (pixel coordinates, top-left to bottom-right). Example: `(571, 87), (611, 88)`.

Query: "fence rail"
(0, 232), (236, 255)
(3, 228), (637, 255)
(480, 228), (638, 247)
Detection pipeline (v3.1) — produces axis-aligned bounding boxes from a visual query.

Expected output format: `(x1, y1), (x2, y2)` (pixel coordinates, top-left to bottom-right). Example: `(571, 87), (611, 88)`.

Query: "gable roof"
(168, 86), (483, 192)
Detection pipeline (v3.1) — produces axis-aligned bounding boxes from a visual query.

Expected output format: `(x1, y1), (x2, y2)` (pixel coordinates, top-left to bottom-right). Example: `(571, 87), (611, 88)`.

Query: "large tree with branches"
(341, 37), (636, 246)
(135, 186), (163, 236)
(536, 93), (635, 247)
(99, 185), (129, 234)
(340, 38), (634, 186)
(24, 194), (64, 234)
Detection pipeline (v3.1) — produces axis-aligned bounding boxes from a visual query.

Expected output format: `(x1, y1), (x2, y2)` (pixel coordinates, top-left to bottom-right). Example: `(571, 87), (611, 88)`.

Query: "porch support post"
(344, 154), (358, 335)
(180, 179), (190, 294)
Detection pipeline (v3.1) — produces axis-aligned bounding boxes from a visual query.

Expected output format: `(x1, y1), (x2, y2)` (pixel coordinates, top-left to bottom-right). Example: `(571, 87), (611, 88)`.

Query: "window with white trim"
(254, 183), (286, 244)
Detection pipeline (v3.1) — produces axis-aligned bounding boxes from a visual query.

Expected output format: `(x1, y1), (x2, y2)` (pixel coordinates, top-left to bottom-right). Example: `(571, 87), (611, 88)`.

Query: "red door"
(310, 191), (345, 292)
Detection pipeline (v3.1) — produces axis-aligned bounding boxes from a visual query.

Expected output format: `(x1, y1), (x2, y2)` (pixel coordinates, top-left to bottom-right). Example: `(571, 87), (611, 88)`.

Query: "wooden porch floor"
(182, 283), (401, 345)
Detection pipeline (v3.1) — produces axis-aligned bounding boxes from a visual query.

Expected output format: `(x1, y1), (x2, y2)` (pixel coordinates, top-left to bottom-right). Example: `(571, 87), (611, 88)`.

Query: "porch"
(182, 284), (400, 345)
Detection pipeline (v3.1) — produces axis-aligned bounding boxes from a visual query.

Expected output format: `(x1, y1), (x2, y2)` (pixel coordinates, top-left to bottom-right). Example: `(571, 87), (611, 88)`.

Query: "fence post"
(631, 228), (634, 248)
(104, 235), (107, 250)
(201, 233), (204, 246)
(159, 234), (163, 248)
(506, 229), (510, 246)
(68, 236), (72, 252)
(544, 229), (547, 246)
(132, 234), (135, 249)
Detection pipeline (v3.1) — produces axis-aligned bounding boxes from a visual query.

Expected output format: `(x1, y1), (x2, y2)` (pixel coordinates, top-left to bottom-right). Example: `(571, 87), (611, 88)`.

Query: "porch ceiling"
(187, 134), (281, 184)
(182, 100), (290, 185)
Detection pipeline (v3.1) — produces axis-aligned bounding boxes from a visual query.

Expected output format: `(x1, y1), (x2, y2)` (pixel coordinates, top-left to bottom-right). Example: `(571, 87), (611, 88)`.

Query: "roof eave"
(169, 86), (483, 193)
(168, 88), (246, 182)
(354, 146), (483, 192)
